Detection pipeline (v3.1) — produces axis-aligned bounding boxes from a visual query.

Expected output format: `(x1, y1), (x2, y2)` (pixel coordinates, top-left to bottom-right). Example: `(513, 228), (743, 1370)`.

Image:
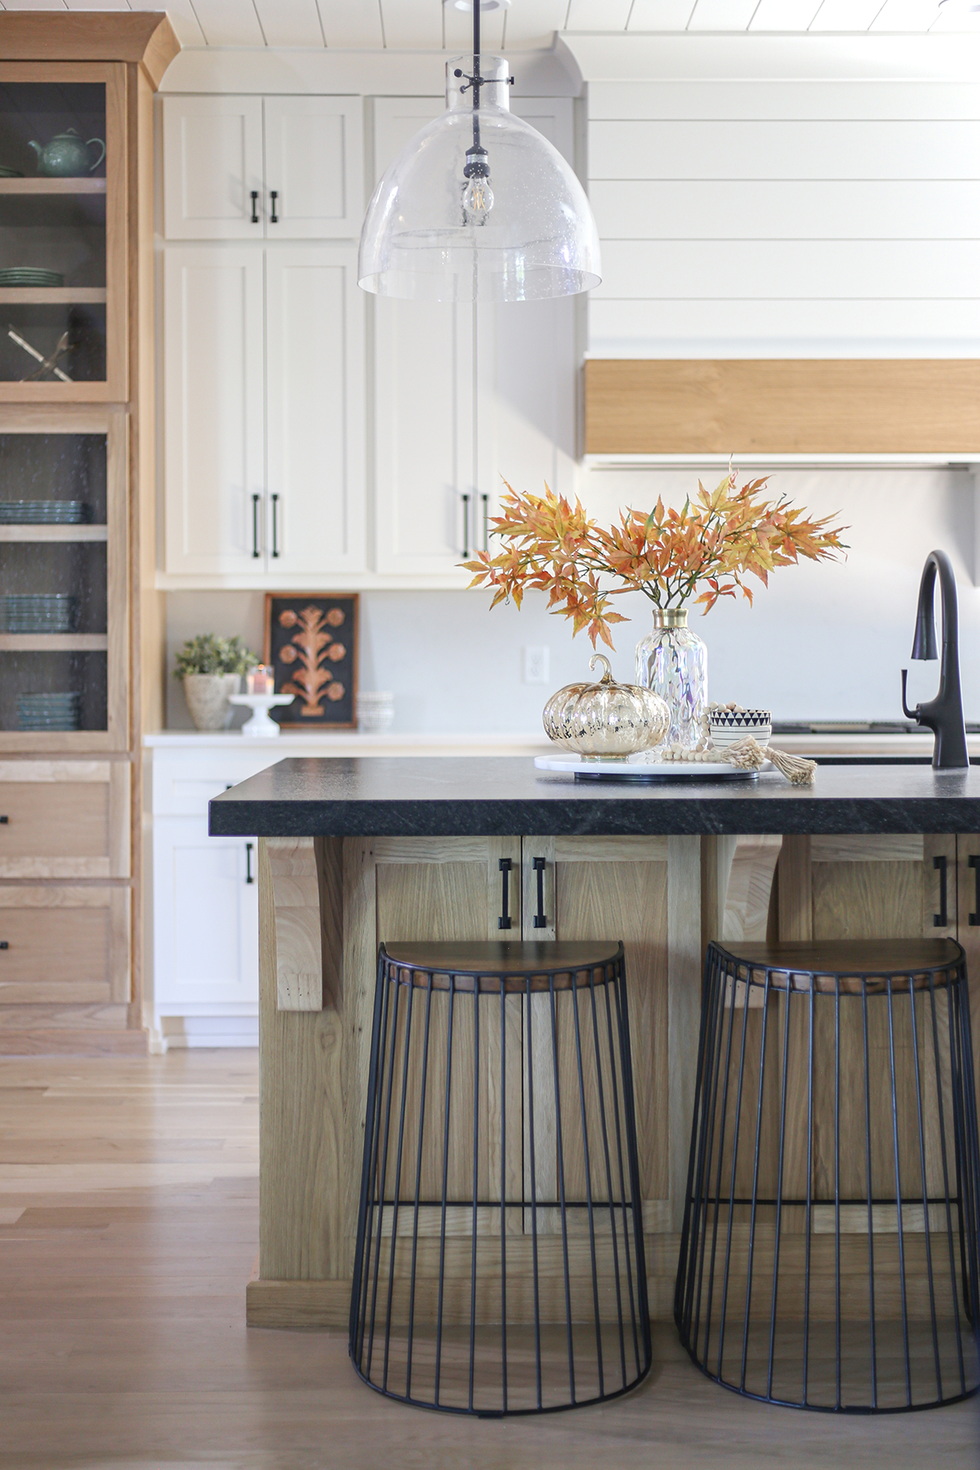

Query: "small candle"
(247, 664), (273, 695)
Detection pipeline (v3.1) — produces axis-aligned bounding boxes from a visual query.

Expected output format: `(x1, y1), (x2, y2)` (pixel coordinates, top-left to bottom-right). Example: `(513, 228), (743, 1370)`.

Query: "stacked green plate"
(0, 594), (78, 633)
(0, 500), (86, 524)
(17, 691), (81, 732)
(0, 268), (64, 288)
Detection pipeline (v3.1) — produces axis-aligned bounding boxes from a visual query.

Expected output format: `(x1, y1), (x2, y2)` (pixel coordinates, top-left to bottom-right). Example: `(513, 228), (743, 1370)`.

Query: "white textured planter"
(182, 673), (240, 731)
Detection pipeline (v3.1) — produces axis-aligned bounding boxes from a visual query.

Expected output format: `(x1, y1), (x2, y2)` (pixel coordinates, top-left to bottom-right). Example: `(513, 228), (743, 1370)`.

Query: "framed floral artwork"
(263, 593), (358, 730)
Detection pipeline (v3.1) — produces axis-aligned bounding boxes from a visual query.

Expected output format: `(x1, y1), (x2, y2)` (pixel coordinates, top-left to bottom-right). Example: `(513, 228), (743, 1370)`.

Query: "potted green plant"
(174, 634), (259, 731)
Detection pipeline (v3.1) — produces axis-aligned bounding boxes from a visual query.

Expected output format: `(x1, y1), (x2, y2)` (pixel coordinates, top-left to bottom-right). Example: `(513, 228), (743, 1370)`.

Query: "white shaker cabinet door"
(371, 99), (472, 577)
(263, 97), (364, 239)
(164, 247), (266, 575)
(163, 96), (264, 240)
(265, 246), (367, 575)
(153, 819), (258, 1008)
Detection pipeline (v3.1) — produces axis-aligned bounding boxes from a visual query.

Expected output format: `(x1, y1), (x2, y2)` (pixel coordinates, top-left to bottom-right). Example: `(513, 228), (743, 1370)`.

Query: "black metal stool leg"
(676, 939), (980, 1412)
(350, 941), (652, 1415)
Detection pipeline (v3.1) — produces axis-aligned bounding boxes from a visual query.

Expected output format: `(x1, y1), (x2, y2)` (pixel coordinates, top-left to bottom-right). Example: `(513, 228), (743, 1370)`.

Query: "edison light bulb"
(463, 176), (494, 221)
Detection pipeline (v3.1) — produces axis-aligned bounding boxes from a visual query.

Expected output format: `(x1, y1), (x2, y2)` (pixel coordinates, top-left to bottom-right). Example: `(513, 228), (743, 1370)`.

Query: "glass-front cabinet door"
(0, 410), (126, 750)
(0, 66), (125, 401)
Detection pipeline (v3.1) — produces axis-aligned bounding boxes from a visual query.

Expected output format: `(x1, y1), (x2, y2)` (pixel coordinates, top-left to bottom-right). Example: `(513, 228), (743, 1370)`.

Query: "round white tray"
(534, 754), (771, 781)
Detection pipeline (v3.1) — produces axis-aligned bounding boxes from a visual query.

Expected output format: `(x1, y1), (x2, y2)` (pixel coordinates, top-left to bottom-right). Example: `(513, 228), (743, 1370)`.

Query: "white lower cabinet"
(152, 817), (259, 1049)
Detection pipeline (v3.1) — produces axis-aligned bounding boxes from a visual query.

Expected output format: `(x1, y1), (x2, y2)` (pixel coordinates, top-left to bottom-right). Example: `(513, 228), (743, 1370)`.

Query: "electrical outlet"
(523, 646), (550, 685)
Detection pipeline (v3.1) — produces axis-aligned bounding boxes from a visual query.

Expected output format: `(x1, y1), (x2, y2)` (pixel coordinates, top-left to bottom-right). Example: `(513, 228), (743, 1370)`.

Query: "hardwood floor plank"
(0, 1051), (975, 1469)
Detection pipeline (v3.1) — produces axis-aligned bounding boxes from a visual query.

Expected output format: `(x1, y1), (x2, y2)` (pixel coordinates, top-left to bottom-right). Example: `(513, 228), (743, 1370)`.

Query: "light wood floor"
(0, 1051), (978, 1470)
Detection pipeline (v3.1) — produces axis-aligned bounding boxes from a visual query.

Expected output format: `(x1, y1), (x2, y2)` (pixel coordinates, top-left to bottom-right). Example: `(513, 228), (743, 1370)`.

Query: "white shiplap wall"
(587, 78), (980, 357)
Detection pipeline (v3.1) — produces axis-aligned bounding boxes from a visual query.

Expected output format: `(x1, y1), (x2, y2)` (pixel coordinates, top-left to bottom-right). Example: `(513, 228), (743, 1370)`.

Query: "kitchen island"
(209, 757), (980, 1328)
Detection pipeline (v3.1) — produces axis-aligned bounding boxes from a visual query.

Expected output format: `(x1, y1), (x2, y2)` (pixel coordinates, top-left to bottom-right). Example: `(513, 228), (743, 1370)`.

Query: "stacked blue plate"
(17, 691), (81, 731)
(0, 500), (87, 524)
(0, 594), (78, 633)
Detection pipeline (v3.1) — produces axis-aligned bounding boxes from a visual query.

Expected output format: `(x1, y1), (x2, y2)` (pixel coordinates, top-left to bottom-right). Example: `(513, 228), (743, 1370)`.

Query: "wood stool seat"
(675, 936), (980, 1412)
(350, 939), (651, 1415)
(382, 939), (624, 992)
(715, 938), (963, 994)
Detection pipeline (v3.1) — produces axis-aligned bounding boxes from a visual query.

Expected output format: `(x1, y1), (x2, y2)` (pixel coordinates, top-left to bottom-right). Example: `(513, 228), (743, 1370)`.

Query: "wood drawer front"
(0, 762), (129, 878)
(0, 888), (130, 1004)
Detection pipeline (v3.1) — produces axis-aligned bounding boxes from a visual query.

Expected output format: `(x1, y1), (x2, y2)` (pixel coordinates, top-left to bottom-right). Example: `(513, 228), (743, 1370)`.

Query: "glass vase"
(634, 608), (707, 751)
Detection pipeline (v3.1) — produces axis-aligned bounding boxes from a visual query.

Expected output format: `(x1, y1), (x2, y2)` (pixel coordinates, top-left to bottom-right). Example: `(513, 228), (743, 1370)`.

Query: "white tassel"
(719, 736), (818, 785)
(768, 746), (817, 786)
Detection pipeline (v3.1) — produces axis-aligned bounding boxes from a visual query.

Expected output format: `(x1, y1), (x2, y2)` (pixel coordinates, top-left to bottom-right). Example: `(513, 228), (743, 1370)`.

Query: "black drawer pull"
(269, 189), (279, 224)
(498, 857), (513, 930)
(533, 856), (547, 929)
(245, 842), (254, 885)
(0, 815), (7, 823)
(934, 853), (948, 928)
(0, 941), (7, 950)
(250, 189), (259, 224)
(969, 854), (980, 926)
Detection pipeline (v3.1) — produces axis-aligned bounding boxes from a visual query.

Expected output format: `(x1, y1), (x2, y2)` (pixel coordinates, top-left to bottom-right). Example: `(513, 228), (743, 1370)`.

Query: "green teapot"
(29, 128), (105, 178)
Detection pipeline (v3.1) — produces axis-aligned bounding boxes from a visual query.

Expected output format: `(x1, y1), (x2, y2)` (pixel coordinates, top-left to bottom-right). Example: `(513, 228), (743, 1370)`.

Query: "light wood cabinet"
(0, 13), (179, 1055)
(163, 244), (365, 577)
(0, 884), (129, 1007)
(163, 94), (363, 240)
(0, 759), (129, 878)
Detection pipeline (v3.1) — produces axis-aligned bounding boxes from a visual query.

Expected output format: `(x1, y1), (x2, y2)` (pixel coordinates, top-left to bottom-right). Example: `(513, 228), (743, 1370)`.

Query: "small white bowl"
(709, 709), (772, 750)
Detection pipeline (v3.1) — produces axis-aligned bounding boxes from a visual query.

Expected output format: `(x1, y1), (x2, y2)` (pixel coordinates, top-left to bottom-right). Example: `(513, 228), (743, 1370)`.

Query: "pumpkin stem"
(589, 653), (613, 683)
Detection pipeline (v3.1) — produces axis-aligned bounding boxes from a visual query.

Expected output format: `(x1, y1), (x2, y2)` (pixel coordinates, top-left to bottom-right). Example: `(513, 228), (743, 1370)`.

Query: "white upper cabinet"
(164, 247), (266, 575)
(164, 95), (363, 240)
(371, 96), (578, 578)
(164, 244), (366, 578)
(265, 247), (366, 575)
(263, 97), (364, 239)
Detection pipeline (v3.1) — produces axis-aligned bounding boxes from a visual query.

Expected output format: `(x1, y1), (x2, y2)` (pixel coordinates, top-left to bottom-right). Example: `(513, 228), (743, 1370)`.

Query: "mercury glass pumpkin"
(542, 654), (671, 760)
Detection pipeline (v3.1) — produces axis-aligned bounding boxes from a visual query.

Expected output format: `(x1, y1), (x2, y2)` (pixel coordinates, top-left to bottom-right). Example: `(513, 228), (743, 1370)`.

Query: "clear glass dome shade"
(358, 56), (601, 303)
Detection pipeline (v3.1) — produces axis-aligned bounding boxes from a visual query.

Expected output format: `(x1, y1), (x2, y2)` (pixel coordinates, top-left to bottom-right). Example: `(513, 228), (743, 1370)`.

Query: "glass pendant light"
(358, 1), (601, 302)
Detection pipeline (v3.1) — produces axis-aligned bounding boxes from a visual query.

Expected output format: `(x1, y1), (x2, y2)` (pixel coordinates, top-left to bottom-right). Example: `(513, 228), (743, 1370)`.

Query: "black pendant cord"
(473, 0), (481, 154)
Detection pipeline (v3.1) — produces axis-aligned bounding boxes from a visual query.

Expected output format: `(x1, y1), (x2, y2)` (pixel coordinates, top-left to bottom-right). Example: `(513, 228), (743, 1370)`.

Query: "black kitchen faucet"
(901, 548), (969, 770)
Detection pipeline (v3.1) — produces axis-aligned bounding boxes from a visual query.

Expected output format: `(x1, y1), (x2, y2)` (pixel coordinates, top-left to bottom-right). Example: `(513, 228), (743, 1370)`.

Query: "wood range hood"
(583, 359), (980, 460)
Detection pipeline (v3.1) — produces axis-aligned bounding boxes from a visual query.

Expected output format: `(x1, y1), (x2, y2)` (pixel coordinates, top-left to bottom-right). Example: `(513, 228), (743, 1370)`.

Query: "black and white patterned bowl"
(709, 708), (772, 750)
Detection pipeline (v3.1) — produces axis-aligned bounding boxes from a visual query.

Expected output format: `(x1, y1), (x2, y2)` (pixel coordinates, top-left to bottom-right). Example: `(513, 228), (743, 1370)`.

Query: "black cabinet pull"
(245, 842), (254, 885)
(271, 493), (280, 558)
(250, 189), (259, 224)
(0, 815), (7, 824)
(269, 189), (279, 224)
(251, 493), (261, 558)
(498, 857), (513, 930)
(482, 492), (489, 552)
(969, 854), (980, 926)
(533, 856), (547, 929)
(0, 942), (7, 951)
(934, 853), (948, 928)
(461, 493), (470, 558)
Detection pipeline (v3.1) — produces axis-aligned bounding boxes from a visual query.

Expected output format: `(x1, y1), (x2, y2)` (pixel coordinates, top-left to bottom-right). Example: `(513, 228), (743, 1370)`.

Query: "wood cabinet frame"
(0, 62), (128, 404)
(0, 405), (128, 753)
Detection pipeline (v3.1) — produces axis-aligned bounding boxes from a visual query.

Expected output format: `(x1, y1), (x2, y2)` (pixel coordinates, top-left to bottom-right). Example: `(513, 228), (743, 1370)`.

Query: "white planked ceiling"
(0, 0), (977, 50)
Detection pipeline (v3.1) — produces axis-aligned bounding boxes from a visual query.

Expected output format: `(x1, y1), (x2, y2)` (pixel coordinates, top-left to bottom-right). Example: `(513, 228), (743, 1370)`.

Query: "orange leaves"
(463, 474), (848, 651)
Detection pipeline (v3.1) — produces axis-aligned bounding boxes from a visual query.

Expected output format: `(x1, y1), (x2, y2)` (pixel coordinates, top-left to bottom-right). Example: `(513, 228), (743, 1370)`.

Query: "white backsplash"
(165, 466), (976, 733)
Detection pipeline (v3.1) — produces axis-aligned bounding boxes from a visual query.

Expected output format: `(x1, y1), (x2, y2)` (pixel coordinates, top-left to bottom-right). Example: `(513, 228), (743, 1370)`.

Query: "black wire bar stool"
(349, 940), (651, 1416)
(675, 939), (980, 1412)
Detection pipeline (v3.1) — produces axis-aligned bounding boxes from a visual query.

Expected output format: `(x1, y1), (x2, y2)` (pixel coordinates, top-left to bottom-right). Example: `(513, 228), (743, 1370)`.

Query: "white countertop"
(144, 730), (555, 755)
(142, 728), (980, 758)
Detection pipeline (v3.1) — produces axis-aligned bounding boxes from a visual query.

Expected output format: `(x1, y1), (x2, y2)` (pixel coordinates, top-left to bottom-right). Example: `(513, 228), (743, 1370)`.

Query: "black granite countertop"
(208, 756), (980, 838)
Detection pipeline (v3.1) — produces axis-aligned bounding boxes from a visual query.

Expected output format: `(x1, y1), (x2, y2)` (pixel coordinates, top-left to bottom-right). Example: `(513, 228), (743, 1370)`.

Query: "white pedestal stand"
(228, 693), (295, 736)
